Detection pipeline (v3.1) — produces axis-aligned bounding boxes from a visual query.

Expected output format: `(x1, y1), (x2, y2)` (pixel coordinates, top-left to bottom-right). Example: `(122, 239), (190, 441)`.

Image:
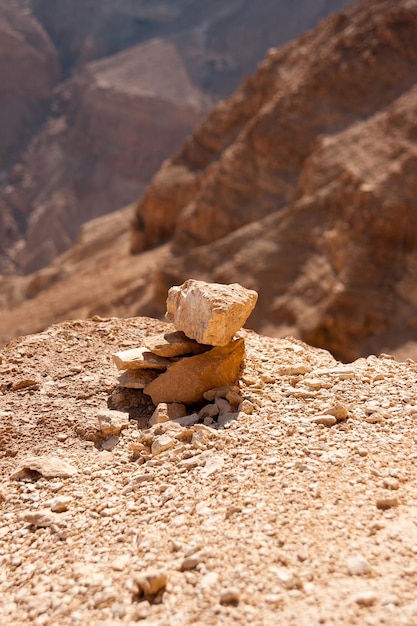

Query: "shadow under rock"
(107, 386), (155, 429)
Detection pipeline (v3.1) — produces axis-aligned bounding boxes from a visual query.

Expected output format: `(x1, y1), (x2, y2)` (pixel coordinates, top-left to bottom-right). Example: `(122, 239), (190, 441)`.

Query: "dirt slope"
(1, 315), (417, 624)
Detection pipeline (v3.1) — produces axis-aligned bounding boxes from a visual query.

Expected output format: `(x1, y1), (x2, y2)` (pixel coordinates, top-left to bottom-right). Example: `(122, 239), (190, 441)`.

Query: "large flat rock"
(143, 338), (245, 404)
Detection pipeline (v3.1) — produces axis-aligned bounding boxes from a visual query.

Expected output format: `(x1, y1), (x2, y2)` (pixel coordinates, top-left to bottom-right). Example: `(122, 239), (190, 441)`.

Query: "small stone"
(201, 572), (219, 589)
(144, 331), (210, 357)
(112, 347), (171, 371)
(215, 397), (232, 415)
(239, 399), (254, 415)
(203, 386), (241, 402)
(165, 279), (258, 346)
(347, 555), (371, 576)
(200, 454), (225, 478)
(180, 555), (203, 571)
(365, 413), (385, 424)
(152, 421), (183, 436)
(117, 369), (160, 389)
(376, 496), (399, 509)
(133, 570), (167, 603)
(219, 588), (240, 606)
(149, 403), (187, 426)
(129, 473), (153, 487)
(11, 455), (78, 480)
(198, 404), (219, 419)
(151, 434), (175, 456)
(97, 410), (130, 437)
(271, 566), (302, 590)
(11, 379), (39, 391)
(50, 496), (72, 512)
(217, 413), (236, 427)
(311, 415), (337, 426)
(111, 555), (131, 571)
(101, 435), (120, 451)
(353, 590), (377, 606)
(191, 428), (211, 446)
(325, 403), (349, 421)
(226, 391), (244, 406)
(173, 413), (201, 427)
(279, 364), (311, 375)
(21, 509), (65, 528)
(383, 477), (400, 490)
(356, 447), (368, 457)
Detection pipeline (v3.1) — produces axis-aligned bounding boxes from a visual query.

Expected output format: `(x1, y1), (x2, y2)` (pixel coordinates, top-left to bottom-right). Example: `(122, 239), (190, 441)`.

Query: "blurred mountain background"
(2, 0), (417, 363)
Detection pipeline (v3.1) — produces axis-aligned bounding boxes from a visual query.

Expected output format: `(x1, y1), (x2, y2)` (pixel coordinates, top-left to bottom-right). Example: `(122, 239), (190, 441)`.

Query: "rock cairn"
(112, 279), (258, 426)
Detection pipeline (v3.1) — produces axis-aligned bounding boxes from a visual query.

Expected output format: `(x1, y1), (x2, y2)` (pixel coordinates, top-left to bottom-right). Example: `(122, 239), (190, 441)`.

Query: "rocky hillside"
(2, 0), (417, 364)
(2, 308), (417, 624)
(0, 0), (350, 274)
(130, 0), (417, 361)
(30, 0), (351, 94)
(0, 0), (59, 273)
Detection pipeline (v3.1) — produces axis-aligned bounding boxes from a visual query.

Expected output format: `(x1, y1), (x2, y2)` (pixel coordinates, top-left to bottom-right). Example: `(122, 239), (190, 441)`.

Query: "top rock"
(165, 280), (258, 346)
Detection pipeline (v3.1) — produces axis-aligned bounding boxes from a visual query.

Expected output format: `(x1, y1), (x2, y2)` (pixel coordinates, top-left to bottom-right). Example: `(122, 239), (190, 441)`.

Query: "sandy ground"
(1, 316), (417, 625)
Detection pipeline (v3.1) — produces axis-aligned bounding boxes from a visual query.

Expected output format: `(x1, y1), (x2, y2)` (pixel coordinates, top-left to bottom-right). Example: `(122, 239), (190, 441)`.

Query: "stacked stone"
(112, 280), (258, 426)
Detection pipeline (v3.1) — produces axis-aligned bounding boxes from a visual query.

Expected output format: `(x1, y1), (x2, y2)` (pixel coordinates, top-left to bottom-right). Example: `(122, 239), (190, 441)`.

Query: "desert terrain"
(1, 301), (417, 625)
(1, 0), (417, 364)
(2, 2), (417, 624)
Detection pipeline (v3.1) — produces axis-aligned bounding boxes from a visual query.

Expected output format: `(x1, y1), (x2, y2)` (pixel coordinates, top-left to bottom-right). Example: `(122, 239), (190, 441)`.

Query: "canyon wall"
(0, 0), (350, 273)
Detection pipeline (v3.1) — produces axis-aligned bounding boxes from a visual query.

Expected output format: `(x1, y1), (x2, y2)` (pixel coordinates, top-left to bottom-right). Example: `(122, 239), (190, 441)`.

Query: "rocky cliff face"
(130, 0), (417, 361)
(0, 0), (350, 274)
(30, 0), (351, 94)
(0, 1), (59, 272)
(0, 1), (59, 170)
(4, 39), (203, 273)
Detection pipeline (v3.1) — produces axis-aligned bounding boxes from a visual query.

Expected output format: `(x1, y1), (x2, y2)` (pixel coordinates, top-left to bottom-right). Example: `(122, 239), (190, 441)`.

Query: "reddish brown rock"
(130, 0), (417, 361)
(132, 0), (417, 256)
(144, 338), (245, 405)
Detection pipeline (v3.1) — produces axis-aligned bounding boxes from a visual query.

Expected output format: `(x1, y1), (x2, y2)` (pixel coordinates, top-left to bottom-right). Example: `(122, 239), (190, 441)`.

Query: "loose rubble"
(1, 290), (417, 625)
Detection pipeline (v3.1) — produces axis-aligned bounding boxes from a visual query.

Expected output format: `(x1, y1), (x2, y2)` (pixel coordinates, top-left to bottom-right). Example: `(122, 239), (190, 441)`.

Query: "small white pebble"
(50, 496), (72, 512)
(311, 415), (337, 426)
(347, 555), (371, 576)
(353, 590), (377, 606)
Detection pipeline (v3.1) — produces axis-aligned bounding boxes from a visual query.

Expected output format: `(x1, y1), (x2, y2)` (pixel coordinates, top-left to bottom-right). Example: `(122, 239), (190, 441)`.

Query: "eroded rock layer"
(0, 0), (350, 273)
(130, 0), (417, 361)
